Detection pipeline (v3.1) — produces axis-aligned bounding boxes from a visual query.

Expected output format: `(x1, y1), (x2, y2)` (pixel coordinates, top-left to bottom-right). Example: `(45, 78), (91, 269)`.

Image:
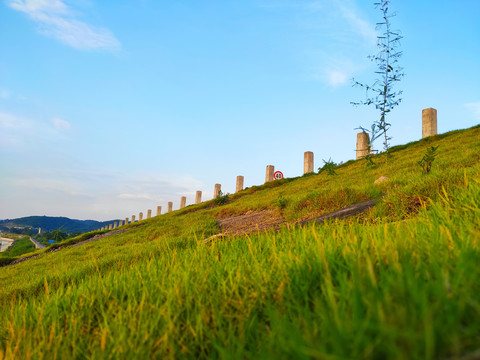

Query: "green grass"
(0, 125), (479, 359)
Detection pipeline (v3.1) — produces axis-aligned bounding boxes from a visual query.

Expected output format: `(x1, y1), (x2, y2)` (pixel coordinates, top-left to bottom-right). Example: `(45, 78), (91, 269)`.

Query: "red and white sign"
(273, 171), (284, 180)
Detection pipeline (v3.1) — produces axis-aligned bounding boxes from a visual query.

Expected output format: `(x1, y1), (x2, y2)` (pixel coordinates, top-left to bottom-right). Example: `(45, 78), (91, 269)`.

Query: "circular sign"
(273, 171), (284, 180)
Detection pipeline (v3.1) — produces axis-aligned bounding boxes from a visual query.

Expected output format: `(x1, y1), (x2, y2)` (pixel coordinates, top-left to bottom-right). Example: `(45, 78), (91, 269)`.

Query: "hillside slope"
(0, 125), (479, 359)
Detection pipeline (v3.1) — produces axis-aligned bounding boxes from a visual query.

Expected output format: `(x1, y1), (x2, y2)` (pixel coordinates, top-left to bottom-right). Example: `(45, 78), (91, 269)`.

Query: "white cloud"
(0, 111), (72, 150)
(7, 0), (120, 51)
(334, 1), (376, 44)
(0, 112), (29, 129)
(259, 0), (375, 86)
(305, 0), (376, 44)
(465, 102), (480, 120)
(325, 69), (348, 86)
(9, 0), (68, 14)
(0, 112), (34, 147)
(52, 117), (71, 130)
(1, 167), (206, 220)
(118, 193), (155, 201)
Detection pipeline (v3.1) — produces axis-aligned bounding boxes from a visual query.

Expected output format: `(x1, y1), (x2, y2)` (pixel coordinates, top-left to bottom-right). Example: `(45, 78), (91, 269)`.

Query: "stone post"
(236, 176), (244, 192)
(422, 108), (437, 138)
(265, 165), (274, 183)
(108, 224), (113, 230)
(168, 202), (173, 213)
(147, 209), (152, 219)
(195, 191), (202, 204)
(213, 184), (221, 199)
(304, 151), (314, 174)
(356, 132), (369, 160)
(132, 215), (136, 222)
(113, 222), (118, 229)
(156, 206), (161, 216)
(125, 217), (129, 225)
(139, 212), (143, 221)
(118, 220), (123, 227)
(180, 196), (186, 209)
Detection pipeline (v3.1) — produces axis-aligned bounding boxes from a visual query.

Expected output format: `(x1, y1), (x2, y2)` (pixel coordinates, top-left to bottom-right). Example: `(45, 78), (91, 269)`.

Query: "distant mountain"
(0, 216), (119, 234)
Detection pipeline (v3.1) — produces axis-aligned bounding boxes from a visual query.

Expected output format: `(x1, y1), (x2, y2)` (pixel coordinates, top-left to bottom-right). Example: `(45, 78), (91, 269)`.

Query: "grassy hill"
(0, 125), (479, 359)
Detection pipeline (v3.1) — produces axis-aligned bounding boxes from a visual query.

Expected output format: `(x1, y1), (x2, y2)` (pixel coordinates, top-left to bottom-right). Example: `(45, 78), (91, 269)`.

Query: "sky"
(1, 0), (479, 221)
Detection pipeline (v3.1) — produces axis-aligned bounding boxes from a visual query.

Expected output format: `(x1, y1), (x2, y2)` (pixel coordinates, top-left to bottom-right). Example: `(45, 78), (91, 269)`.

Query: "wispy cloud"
(465, 102), (480, 120)
(296, 0), (376, 44)
(333, 1), (376, 44)
(259, 0), (375, 86)
(2, 167), (205, 219)
(52, 117), (71, 130)
(325, 69), (348, 86)
(0, 111), (72, 150)
(0, 112), (34, 147)
(7, 0), (120, 51)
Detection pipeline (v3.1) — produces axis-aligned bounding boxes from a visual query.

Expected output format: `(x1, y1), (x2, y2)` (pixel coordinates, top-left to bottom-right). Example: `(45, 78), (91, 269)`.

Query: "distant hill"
(0, 216), (118, 234)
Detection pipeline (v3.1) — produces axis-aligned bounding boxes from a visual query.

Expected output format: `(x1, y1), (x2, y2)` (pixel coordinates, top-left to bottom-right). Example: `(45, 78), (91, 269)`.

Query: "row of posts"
(100, 108), (437, 230)
(98, 177), (246, 230)
(356, 107), (438, 159)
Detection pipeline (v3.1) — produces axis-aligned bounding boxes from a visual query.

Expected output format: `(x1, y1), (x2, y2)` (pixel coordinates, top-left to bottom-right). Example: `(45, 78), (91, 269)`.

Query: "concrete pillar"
(356, 132), (369, 160)
(132, 215), (136, 222)
(213, 184), (221, 199)
(236, 176), (244, 193)
(180, 196), (186, 209)
(422, 108), (437, 138)
(156, 206), (161, 216)
(265, 165), (274, 183)
(113, 222), (118, 229)
(168, 202), (173, 213)
(195, 191), (202, 204)
(139, 212), (143, 221)
(108, 224), (113, 230)
(125, 218), (129, 225)
(118, 220), (123, 227)
(304, 151), (314, 174)
(147, 209), (152, 219)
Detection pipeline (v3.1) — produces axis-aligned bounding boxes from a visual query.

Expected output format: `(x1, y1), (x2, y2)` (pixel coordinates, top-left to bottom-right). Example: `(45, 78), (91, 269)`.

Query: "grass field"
(0, 125), (479, 359)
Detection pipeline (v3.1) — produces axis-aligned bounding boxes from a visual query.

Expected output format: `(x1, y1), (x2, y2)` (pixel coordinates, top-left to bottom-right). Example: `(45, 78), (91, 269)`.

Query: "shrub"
(318, 158), (337, 176)
(418, 146), (439, 174)
(213, 191), (230, 205)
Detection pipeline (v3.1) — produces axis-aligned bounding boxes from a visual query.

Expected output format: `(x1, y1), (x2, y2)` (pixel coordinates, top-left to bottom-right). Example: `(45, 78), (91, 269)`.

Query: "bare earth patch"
(206, 198), (381, 242)
(216, 210), (285, 236)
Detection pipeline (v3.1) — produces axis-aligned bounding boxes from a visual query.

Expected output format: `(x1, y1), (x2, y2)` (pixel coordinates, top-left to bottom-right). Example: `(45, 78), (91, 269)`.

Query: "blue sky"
(1, 0), (479, 221)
